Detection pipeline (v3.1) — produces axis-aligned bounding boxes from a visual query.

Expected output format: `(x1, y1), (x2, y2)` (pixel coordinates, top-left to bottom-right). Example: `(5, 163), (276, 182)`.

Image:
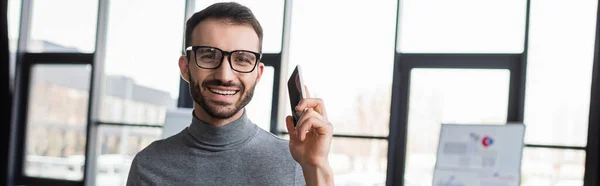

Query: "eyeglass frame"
(185, 46), (262, 73)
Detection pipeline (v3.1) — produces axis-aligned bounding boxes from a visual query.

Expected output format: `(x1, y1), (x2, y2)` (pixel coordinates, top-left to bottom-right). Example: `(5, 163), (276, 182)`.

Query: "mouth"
(207, 87), (240, 96)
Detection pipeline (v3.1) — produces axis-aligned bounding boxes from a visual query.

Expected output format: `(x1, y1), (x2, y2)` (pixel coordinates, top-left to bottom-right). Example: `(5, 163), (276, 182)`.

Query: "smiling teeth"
(210, 88), (237, 95)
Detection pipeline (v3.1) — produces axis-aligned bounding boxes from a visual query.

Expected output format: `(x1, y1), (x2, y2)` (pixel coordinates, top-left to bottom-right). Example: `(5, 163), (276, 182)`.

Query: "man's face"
(180, 19), (263, 119)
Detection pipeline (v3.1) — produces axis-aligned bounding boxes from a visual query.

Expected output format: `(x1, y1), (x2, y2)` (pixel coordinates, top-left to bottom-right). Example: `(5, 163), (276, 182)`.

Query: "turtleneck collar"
(186, 110), (258, 152)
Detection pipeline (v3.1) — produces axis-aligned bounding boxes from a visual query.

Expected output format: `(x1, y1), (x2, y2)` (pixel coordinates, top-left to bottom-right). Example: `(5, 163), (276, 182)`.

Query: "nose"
(213, 55), (236, 83)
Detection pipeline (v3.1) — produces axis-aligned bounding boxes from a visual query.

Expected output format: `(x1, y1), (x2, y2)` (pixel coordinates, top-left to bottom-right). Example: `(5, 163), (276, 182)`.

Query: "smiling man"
(126, 2), (334, 186)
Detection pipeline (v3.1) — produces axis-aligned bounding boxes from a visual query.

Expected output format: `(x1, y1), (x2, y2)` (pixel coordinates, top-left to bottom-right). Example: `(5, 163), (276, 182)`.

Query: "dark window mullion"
(584, 0), (600, 184)
(259, 53), (282, 134)
(525, 144), (586, 150)
(24, 53), (94, 64)
(95, 121), (163, 128)
(399, 53), (521, 69)
(22, 177), (81, 186)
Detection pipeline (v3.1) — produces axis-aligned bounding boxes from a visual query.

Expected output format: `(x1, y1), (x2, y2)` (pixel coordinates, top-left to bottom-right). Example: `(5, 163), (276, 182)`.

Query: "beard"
(188, 72), (256, 119)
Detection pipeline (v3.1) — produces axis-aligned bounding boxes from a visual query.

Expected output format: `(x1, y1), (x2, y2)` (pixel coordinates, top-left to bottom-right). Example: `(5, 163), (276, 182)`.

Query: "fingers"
(290, 85), (332, 142)
(285, 115), (297, 140)
(295, 98), (328, 118)
(296, 85), (327, 118)
(295, 108), (333, 141)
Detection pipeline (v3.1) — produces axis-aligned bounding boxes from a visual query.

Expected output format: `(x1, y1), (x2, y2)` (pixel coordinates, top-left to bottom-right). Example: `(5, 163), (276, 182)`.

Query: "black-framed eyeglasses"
(185, 46), (262, 73)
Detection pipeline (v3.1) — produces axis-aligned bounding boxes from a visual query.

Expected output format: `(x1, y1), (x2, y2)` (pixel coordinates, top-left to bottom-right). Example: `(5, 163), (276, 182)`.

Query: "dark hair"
(185, 2), (263, 52)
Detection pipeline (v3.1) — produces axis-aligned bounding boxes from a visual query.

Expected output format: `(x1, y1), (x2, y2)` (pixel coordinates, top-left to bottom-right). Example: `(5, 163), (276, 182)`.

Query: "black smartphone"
(287, 65), (307, 127)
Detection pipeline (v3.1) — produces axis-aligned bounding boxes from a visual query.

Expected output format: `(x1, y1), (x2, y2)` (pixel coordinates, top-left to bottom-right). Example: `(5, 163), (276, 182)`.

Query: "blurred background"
(2, 0), (600, 185)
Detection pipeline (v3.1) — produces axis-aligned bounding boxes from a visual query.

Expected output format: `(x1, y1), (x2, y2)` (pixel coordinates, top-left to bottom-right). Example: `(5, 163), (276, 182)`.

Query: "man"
(126, 2), (334, 186)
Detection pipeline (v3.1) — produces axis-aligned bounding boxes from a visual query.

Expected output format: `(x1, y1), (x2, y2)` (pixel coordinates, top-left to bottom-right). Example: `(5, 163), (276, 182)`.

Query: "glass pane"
(28, 0), (98, 52)
(524, 0), (597, 147)
(8, 0), (21, 89)
(24, 64), (92, 180)
(245, 66), (274, 131)
(99, 0), (185, 124)
(279, 136), (388, 185)
(95, 126), (162, 186)
(194, 0), (284, 53)
(330, 138), (388, 186)
(8, 0), (20, 52)
(398, 0), (526, 53)
(404, 69), (510, 186)
(521, 148), (585, 186)
(285, 0), (397, 136)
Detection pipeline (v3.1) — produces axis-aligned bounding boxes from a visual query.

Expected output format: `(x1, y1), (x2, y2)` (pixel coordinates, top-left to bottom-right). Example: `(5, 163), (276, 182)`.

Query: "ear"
(255, 62), (265, 82)
(179, 55), (190, 83)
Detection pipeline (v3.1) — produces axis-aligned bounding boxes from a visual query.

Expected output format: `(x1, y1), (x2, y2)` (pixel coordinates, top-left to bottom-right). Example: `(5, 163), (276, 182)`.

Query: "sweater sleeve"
(126, 157), (141, 186)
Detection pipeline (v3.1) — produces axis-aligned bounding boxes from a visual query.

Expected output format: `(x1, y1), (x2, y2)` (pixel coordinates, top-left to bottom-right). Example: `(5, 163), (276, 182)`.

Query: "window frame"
(6, 0), (600, 186)
(584, 1), (600, 184)
(11, 53), (95, 186)
(387, 53), (525, 186)
(387, 0), (600, 185)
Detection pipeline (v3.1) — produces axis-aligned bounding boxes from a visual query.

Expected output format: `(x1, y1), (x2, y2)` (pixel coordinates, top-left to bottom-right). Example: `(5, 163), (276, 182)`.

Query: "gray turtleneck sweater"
(126, 111), (306, 185)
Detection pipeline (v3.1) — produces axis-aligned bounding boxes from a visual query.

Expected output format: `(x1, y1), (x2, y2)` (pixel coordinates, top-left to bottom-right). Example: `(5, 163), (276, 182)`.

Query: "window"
(286, 0), (397, 184)
(96, 126), (162, 186)
(521, 148), (586, 186)
(330, 138), (388, 185)
(524, 0), (598, 147)
(393, 0), (599, 186)
(405, 68), (510, 185)
(286, 0), (397, 136)
(24, 64), (92, 181)
(245, 66), (275, 131)
(398, 0), (527, 53)
(8, 0), (20, 52)
(99, 0), (185, 125)
(28, 0), (98, 53)
(8, 0), (22, 89)
(519, 1), (598, 185)
(10, 0), (600, 186)
(93, 0), (186, 183)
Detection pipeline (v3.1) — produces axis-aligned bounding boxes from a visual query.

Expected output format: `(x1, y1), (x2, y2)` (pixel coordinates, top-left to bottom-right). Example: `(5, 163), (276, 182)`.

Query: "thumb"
(285, 115), (297, 140)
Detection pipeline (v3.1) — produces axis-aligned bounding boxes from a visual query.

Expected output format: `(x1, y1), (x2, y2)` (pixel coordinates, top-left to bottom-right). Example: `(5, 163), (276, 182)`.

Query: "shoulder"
(254, 127), (290, 147)
(244, 127), (296, 160)
(253, 128), (306, 185)
(127, 129), (190, 185)
(132, 129), (186, 162)
(244, 126), (288, 151)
